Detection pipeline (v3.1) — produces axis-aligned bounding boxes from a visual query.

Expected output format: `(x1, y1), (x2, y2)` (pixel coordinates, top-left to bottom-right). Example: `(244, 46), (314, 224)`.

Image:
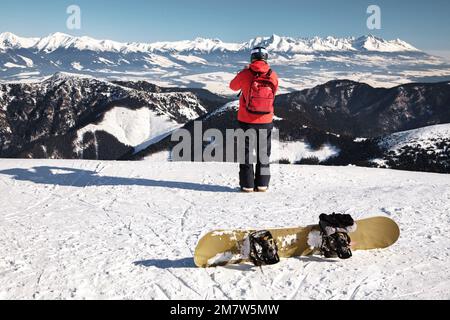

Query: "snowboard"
(194, 216), (400, 268)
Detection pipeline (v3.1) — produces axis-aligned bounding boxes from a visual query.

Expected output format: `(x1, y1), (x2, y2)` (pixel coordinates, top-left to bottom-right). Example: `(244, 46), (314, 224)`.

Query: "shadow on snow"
(133, 258), (196, 269)
(133, 256), (338, 270)
(0, 166), (237, 193)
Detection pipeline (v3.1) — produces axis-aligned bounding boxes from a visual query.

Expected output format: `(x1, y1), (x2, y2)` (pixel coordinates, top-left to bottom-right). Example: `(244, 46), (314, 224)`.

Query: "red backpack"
(245, 69), (276, 115)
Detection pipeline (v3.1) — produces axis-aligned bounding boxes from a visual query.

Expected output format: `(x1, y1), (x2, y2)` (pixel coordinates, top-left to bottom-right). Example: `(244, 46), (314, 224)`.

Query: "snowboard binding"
(319, 213), (356, 259)
(248, 230), (280, 266)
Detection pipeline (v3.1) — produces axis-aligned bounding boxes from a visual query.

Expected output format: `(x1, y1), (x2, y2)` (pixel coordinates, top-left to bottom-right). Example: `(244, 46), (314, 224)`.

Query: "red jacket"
(229, 60), (279, 124)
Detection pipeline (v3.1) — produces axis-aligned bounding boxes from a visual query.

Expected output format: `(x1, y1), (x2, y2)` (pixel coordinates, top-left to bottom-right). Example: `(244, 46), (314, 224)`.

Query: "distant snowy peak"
(352, 35), (419, 52)
(145, 38), (243, 53)
(247, 35), (355, 52)
(0, 32), (39, 50)
(34, 32), (131, 53)
(249, 34), (419, 53)
(0, 32), (421, 53)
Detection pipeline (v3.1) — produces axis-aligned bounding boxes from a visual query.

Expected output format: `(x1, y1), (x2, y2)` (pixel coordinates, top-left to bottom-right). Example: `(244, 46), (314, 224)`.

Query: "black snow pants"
(238, 121), (273, 189)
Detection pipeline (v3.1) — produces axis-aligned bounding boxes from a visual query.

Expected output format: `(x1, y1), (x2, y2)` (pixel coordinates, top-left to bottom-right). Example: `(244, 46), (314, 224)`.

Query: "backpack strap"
(249, 68), (272, 78)
(248, 68), (260, 77)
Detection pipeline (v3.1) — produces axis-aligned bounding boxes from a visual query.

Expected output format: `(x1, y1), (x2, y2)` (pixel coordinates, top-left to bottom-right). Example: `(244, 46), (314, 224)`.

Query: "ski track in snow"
(0, 159), (449, 300)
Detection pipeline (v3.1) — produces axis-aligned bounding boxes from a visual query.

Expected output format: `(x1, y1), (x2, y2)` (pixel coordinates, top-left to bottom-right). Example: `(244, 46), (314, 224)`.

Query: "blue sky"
(1, 0), (449, 51)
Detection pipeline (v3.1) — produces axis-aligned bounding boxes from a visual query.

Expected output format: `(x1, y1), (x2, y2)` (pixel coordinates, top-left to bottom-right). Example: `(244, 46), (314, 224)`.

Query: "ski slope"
(0, 160), (449, 300)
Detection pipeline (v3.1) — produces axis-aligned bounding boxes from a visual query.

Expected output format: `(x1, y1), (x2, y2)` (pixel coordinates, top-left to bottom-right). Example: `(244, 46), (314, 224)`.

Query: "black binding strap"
(249, 230), (280, 266)
(319, 213), (354, 260)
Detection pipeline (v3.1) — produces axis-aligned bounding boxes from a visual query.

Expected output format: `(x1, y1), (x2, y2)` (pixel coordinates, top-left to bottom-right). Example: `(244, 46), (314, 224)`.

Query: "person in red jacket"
(229, 47), (279, 193)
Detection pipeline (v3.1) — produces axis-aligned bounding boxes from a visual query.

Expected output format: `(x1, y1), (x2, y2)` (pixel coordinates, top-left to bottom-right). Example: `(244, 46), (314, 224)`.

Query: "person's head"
(250, 47), (269, 63)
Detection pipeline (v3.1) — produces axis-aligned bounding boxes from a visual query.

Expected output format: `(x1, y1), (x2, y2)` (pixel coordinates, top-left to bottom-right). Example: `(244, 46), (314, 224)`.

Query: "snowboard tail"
(194, 216), (400, 268)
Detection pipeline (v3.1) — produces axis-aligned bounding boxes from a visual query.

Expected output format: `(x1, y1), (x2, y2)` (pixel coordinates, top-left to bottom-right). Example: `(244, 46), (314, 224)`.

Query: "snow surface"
(181, 72), (236, 95)
(76, 106), (180, 149)
(143, 54), (183, 69)
(71, 62), (83, 71)
(379, 123), (450, 151)
(171, 54), (208, 65)
(18, 55), (34, 68)
(371, 124), (450, 168)
(273, 140), (340, 163)
(0, 160), (449, 300)
(4, 62), (26, 69)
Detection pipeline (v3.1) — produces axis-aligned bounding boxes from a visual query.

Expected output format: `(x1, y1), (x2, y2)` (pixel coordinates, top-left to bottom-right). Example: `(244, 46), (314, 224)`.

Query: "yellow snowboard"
(194, 216), (400, 268)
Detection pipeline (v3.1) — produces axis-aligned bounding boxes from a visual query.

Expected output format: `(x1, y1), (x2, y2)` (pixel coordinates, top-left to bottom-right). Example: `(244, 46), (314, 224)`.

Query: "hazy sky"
(1, 0), (449, 52)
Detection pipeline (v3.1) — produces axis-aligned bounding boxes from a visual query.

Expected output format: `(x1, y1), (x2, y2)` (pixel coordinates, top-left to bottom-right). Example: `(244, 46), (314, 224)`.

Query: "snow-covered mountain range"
(0, 73), (449, 173)
(0, 32), (419, 53)
(1, 32), (450, 94)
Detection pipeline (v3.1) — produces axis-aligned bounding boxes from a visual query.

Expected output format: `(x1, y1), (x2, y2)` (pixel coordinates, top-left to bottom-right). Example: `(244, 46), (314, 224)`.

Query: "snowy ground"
(0, 160), (449, 300)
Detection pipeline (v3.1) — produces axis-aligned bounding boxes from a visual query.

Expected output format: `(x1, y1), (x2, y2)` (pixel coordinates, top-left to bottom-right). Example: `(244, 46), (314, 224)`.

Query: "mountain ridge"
(2, 32), (448, 94)
(0, 32), (420, 53)
(0, 73), (449, 173)
(0, 73), (228, 159)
